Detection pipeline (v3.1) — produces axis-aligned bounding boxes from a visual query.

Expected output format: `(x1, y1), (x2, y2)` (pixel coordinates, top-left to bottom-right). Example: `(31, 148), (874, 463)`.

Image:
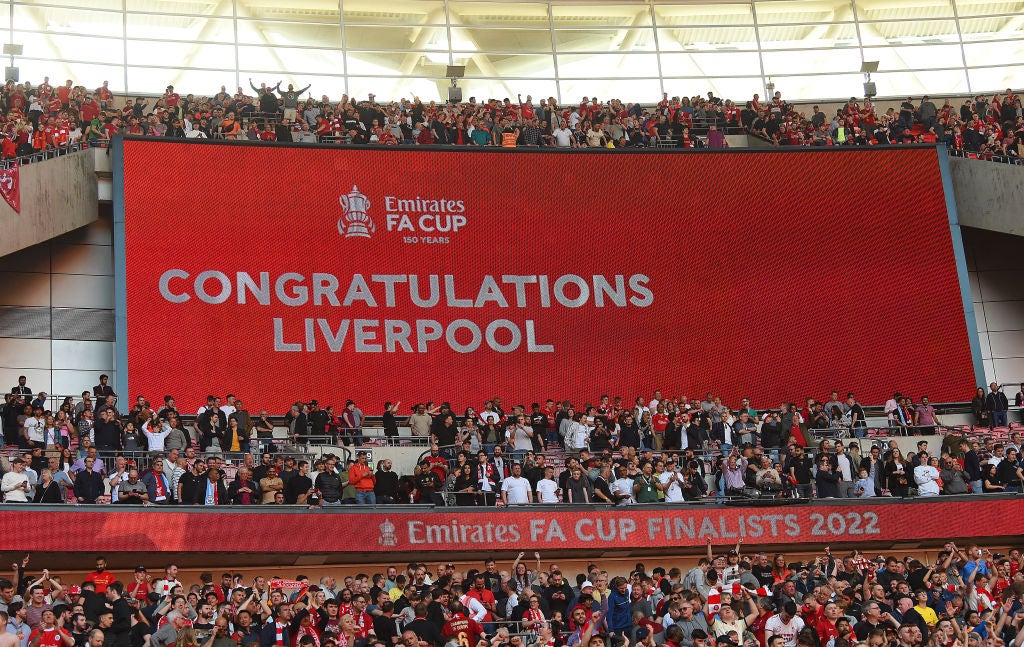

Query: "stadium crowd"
(2, 375), (1023, 506)
(0, 75), (1021, 159)
(1, 543), (1023, 647)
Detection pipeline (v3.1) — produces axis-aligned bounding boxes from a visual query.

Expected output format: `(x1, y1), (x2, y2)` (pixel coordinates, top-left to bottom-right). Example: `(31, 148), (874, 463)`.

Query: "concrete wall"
(963, 226), (1024, 390)
(0, 209), (115, 400)
(0, 150), (99, 258)
(949, 158), (1024, 237)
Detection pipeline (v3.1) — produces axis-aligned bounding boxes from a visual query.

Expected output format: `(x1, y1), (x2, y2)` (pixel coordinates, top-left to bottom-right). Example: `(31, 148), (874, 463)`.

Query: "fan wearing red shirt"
(103, 118), (120, 140)
(442, 600), (485, 647)
(423, 446), (448, 483)
(814, 603), (841, 645)
(464, 576), (495, 623)
(56, 81), (73, 106)
(28, 610), (73, 647)
(47, 96), (62, 117)
(95, 82), (113, 108)
(651, 406), (669, 450)
(85, 557), (115, 594)
(351, 595), (375, 639)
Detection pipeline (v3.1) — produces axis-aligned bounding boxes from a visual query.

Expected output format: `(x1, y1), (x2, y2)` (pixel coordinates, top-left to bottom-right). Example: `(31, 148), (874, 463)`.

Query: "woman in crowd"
(982, 463), (1005, 493)
(33, 469), (64, 503)
(883, 448), (910, 497)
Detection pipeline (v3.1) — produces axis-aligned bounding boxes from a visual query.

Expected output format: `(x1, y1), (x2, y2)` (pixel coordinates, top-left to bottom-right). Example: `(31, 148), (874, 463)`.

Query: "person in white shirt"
(764, 601), (805, 647)
(552, 125), (574, 148)
(834, 444), (854, 498)
(568, 415), (591, 452)
(2, 458), (32, 502)
(611, 465), (635, 505)
(648, 391), (662, 415)
(108, 456), (130, 504)
(144, 419), (172, 452)
(658, 458), (686, 503)
(23, 410), (46, 448)
(219, 394), (237, 419)
(535, 466), (560, 503)
(914, 454), (941, 496)
(501, 463), (532, 505)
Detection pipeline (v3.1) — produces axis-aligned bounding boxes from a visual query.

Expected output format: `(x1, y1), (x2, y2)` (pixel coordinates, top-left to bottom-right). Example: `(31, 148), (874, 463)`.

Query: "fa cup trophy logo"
(339, 185), (375, 238)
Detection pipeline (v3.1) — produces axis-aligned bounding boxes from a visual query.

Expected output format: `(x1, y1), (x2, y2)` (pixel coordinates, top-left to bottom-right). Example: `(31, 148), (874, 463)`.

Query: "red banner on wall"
(121, 141), (974, 413)
(0, 499), (1015, 553)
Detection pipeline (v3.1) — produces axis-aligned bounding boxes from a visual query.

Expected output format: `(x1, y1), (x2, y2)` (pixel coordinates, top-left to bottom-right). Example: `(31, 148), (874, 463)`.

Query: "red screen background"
(122, 141), (975, 413)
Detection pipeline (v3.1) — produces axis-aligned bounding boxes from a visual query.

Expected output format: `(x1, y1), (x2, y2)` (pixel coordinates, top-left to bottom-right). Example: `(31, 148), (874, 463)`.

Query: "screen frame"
(112, 137), (985, 406)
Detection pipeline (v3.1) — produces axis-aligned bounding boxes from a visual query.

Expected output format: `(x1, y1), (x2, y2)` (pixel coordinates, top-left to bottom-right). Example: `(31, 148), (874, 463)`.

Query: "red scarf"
(275, 623), (285, 646)
(527, 608), (544, 623)
(154, 476), (166, 501)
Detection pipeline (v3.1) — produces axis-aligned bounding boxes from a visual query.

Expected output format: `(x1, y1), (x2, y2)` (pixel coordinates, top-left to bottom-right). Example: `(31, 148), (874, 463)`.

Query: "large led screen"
(120, 140), (976, 413)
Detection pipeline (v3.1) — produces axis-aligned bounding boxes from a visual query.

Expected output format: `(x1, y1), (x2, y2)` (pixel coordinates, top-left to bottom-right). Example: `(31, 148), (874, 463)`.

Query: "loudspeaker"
(4, 67), (18, 82)
(448, 86), (462, 103)
(863, 81), (876, 98)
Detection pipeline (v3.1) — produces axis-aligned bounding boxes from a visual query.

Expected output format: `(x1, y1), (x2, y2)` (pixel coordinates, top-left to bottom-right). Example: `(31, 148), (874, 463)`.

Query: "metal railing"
(948, 147), (1023, 165)
(0, 141), (88, 169)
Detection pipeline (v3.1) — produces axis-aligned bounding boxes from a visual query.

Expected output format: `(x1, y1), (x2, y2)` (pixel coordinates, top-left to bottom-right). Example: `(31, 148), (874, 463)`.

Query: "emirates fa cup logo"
(378, 518), (397, 546)
(339, 185), (376, 238)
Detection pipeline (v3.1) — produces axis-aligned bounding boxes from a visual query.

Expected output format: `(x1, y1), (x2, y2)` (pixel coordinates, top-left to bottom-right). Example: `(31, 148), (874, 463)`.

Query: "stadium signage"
(0, 500), (1011, 553)
(121, 142), (975, 411)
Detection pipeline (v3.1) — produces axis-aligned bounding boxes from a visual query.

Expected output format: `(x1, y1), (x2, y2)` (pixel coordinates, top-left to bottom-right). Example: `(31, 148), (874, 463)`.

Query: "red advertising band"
(121, 140), (975, 411)
(0, 498), (1014, 553)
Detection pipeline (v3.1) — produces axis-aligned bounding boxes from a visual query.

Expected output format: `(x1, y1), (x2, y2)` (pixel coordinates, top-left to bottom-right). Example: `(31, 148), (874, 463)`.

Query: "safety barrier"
(0, 141), (87, 169)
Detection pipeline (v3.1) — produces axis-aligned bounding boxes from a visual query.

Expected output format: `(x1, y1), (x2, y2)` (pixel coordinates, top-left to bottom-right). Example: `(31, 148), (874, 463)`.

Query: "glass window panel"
(238, 20), (342, 47)
(127, 67), (231, 94)
(126, 14), (236, 42)
(964, 41), (1024, 66)
(550, 4), (652, 28)
(656, 26), (758, 50)
(558, 78), (661, 103)
(345, 51), (449, 76)
(553, 28), (656, 52)
(16, 33), (124, 65)
(660, 51), (762, 77)
(343, 25), (448, 50)
(960, 16), (1024, 41)
(871, 69), (969, 95)
(30, 0), (121, 9)
(653, 4), (753, 26)
(754, 0), (855, 24)
(450, 26), (552, 52)
(557, 53), (659, 77)
(126, 40), (236, 68)
(761, 48), (861, 74)
(858, 20), (960, 44)
(127, 0), (232, 14)
(462, 53), (555, 77)
(348, 76), (445, 102)
(757, 22), (859, 49)
(343, 0), (445, 25)
(447, 1), (550, 26)
(856, 0), (954, 20)
(13, 6), (123, 38)
(18, 60), (123, 90)
(969, 64), (1024, 91)
(461, 79), (558, 102)
(862, 44), (964, 69)
(954, 0), (1024, 16)
(765, 73), (863, 99)
(235, 0), (341, 22)
(237, 45), (344, 74)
